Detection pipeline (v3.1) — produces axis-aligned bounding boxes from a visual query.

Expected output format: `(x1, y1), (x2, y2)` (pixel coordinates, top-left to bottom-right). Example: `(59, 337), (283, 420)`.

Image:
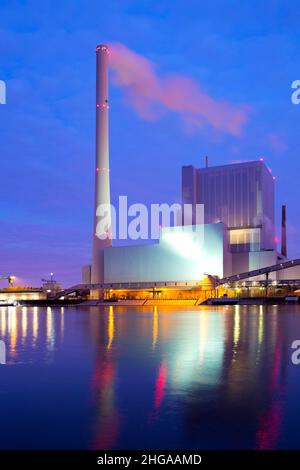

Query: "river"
(0, 304), (299, 449)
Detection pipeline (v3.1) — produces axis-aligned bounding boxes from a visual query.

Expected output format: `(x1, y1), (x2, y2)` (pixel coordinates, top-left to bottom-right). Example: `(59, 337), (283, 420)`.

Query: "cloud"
(108, 42), (250, 135)
(266, 132), (288, 153)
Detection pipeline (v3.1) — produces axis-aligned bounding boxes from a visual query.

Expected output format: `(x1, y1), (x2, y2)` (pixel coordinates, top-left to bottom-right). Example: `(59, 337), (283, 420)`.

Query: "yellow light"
(233, 305), (241, 347)
(107, 306), (114, 350)
(22, 307), (28, 341)
(152, 306), (158, 349)
(46, 307), (55, 350)
(33, 307), (38, 344)
(10, 309), (17, 355)
(258, 308), (264, 344)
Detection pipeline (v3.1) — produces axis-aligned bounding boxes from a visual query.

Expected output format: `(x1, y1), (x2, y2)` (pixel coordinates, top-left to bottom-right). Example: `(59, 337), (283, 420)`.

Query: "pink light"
(273, 176), (276, 180)
(96, 168), (110, 172)
(259, 157), (264, 161)
(154, 361), (167, 410)
(96, 45), (109, 53)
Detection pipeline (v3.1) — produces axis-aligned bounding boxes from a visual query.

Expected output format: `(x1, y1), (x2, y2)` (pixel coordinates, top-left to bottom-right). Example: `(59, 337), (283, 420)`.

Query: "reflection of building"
(88, 304), (289, 449)
(0, 306), (64, 361)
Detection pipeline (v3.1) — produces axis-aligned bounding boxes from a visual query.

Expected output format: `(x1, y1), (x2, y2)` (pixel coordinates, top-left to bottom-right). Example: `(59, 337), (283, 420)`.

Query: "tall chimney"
(281, 204), (287, 258)
(91, 45), (112, 284)
(205, 155), (208, 168)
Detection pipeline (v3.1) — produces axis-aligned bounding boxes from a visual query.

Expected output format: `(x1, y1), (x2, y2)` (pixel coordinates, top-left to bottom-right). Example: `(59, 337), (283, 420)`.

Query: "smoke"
(108, 42), (249, 136)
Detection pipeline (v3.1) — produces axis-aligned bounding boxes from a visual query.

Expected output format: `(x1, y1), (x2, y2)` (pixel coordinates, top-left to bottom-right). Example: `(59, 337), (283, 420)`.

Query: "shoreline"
(16, 296), (299, 307)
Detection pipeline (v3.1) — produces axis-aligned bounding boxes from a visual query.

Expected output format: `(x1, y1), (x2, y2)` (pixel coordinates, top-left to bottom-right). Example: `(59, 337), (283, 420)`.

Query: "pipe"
(281, 205), (287, 258)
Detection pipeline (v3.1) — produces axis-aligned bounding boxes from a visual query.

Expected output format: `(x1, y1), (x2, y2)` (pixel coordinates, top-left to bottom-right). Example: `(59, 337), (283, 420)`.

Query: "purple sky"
(0, 0), (300, 287)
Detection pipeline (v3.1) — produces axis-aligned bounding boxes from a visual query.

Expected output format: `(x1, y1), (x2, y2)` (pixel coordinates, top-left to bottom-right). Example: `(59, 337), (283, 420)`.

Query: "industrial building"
(182, 159), (279, 278)
(80, 44), (300, 301)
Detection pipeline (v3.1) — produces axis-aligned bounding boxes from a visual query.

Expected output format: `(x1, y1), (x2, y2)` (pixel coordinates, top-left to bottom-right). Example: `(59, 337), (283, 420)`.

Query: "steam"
(108, 42), (249, 136)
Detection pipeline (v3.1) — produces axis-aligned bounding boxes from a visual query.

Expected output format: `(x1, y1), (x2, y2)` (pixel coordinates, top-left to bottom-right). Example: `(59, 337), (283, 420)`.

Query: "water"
(0, 304), (300, 449)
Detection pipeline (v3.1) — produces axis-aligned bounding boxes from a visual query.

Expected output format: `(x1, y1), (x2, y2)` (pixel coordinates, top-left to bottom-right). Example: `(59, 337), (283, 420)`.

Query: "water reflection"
(88, 305), (294, 450)
(153, 360), (167, 414)
(22, 307), (28, 343)
(107, 306), (114, 350)
(10, 308), (17, 355)
(32, 307), (38, 346)
(0, 304), (299, 450)
(0, 306), (65, 362)
(152, 306), (158, 349)
(46, 307), (55, 351)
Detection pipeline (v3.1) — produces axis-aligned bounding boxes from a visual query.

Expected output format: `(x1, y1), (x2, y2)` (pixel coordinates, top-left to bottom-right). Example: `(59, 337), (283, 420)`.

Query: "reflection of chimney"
(91, 45), (112, 284)
(281, 205), (287, 258)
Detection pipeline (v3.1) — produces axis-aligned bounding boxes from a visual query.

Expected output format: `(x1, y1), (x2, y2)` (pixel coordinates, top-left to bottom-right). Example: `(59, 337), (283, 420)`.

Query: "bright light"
(161, 230), (202, 259)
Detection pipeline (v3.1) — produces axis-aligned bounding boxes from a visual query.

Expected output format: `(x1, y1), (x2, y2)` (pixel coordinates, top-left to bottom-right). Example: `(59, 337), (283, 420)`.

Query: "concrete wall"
(277, 265), (300, 280)
(182, 160), (275, 252)
(82, 264), (91, 284)
(232, 250), (278, 280)
(104, 224), (230, 283)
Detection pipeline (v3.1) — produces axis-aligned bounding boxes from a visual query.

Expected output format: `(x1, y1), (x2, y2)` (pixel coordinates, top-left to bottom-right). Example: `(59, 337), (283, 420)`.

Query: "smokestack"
(91, 45), (112, 284)
(281, 205), (287, 258)
(205, 156), (208, 168)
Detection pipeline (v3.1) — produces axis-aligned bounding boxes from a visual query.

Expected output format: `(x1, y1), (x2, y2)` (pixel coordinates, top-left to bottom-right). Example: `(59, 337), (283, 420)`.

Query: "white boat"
(0, 300), (18, 307)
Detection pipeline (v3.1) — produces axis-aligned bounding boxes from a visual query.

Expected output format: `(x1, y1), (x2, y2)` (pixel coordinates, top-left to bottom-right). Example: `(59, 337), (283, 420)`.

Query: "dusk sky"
(1, 0), (300, 286)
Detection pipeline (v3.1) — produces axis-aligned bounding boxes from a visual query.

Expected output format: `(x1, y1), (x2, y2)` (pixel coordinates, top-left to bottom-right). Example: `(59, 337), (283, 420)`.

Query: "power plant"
(4, 43), (300, 305)
(76, 43), (300, 303)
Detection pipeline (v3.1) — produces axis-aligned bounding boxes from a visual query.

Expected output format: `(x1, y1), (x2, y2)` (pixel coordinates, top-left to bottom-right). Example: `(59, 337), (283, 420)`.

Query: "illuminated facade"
(182, 160), (275, 253)
(90, 159), (280, 287)
(181, 159), (280, 279)
(104, 224), (231, 283)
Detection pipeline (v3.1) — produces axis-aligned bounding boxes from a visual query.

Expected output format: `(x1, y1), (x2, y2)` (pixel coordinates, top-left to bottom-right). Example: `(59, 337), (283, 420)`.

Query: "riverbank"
(18, 296), (299, 307)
